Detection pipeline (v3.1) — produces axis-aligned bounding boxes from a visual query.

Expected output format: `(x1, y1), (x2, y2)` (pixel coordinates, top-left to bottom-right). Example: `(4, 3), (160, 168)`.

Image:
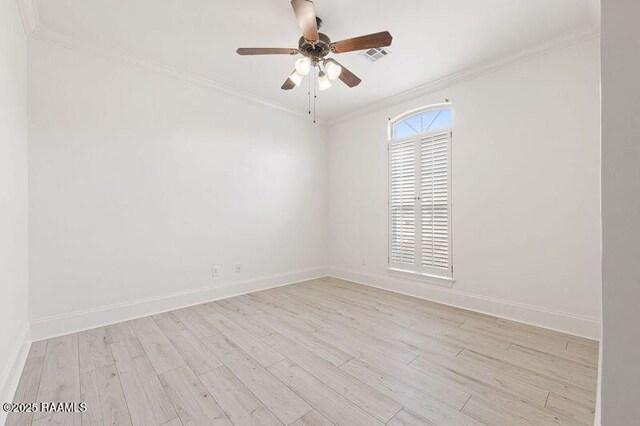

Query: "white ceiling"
(34, 0), (598, 121)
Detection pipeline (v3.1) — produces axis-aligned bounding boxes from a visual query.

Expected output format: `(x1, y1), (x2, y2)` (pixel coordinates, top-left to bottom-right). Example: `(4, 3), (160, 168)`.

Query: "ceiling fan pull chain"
(308, 68), (311, 116)
(313, 67), (318, 124)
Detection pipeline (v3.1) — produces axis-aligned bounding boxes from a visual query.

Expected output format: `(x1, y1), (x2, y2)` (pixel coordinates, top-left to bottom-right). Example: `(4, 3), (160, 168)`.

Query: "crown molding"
(26, 18), (596, 128)
(29, 26), (326, 124)
(328, 27), (600, 126)
(16, 0), (40, 36)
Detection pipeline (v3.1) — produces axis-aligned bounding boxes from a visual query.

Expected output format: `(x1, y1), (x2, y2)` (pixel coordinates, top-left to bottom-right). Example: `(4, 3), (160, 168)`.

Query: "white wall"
(28, 39), (328, 338)
(26, 31), (601, 343)
(327, 38), (601, 338)
(0, 0), (30, 417)
(600, 0), (640, 423)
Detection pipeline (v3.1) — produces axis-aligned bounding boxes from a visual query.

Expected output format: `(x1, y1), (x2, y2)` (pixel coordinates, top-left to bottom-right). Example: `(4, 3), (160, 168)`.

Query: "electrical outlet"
(361, 258), (367, 266)
(211, 267), (219, 278)
(234, 264), (241, 274)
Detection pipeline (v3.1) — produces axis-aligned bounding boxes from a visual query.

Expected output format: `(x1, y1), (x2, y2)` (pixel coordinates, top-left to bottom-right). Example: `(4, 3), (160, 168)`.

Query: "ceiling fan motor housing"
(298, 33), (331, 60)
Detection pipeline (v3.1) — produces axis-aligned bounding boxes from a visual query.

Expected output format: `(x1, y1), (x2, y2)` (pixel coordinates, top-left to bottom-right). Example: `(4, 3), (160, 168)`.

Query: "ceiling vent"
(358, 47), (391, 62)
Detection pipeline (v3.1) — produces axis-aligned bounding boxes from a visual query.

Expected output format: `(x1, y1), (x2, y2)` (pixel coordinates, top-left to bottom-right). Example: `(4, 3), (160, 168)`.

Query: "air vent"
(358, 47), (391, 62)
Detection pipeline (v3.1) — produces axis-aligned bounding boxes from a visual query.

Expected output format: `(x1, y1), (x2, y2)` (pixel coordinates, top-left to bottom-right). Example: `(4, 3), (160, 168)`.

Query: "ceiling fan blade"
(330, 31), (393, 54)
(291, 0), (319, 42)
(236, 48), (298, 56)
(281, 71), (297, 90)
(326, 59), (361, 88)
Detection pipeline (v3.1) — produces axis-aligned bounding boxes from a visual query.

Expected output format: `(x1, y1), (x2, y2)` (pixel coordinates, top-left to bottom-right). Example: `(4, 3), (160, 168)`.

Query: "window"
(388, 106), (453, 279)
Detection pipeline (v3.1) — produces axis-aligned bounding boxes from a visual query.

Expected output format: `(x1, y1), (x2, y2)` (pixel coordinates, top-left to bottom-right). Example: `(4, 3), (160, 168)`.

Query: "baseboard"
(326, 266), (601, 340)
(0, 324), (31, 425)
(28, 264), (600, 341)
(30, 267), (327, 341)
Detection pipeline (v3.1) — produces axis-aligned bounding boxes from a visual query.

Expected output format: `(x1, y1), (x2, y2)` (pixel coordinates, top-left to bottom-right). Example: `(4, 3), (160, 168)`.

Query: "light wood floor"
(8, 277), (599, 426)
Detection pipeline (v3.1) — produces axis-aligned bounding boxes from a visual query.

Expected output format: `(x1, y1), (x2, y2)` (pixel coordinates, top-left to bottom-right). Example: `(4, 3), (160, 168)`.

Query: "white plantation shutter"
(389, 127), (452, 278)
(389, 140), (416, 264)
(420, 131), (451, 272)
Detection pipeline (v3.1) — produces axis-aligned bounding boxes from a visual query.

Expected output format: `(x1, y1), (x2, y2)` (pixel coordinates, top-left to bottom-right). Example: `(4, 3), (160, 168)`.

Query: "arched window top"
(390, 106), (453, 140)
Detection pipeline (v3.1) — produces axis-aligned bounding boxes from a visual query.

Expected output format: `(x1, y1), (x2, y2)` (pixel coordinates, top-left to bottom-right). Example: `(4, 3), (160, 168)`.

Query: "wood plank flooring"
(7, 278), (599, 425)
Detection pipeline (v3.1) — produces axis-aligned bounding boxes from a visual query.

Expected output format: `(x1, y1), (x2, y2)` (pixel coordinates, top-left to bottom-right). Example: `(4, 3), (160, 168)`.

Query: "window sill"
(386, 267), (455, 288)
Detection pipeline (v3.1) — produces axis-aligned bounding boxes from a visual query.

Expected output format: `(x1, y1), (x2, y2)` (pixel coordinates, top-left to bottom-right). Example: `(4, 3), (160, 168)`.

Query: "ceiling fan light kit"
(317, 71), (332, 91)
(236, 0), (393, 121)
(324, 60), (342, 80)
(288, 70), (304, 87)
(295, 57), (312, 76)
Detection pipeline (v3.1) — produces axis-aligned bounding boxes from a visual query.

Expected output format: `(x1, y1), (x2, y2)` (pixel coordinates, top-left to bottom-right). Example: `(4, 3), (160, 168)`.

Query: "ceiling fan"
(236, 0), (393, 93)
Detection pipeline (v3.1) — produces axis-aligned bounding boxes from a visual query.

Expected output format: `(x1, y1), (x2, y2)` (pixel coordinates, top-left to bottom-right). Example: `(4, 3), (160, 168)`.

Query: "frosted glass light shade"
(318, 71), (332, 91)
(295, 57), (311, 76)
(325, 60), (342, 80)
(288, 70), (304, 87)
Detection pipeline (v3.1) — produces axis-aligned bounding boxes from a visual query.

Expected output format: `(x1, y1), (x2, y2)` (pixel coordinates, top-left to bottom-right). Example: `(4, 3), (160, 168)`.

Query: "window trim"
(387, 104), (454, 281)
(386, 267), (455, 288)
